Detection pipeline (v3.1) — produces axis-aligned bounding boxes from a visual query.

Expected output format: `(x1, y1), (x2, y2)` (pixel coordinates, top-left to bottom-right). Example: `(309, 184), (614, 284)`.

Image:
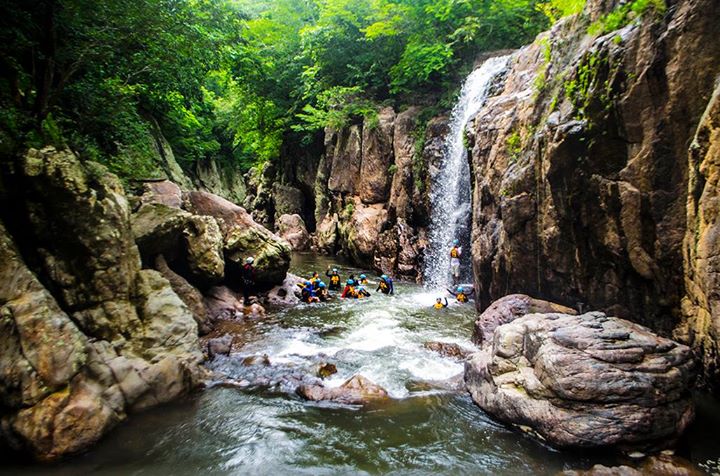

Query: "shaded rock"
(297, 375), (389, 405)
(359, 107), (395, 203)
(140, 180), (183, 208)
(679, 81), (720, 391)
(192, 158), (246, 205)
(207, 336), (232, 358)
(131, 203), (224, 285)
(204, 286), (245, 321)
(465, 311), (696, 449)
(327, 125), (362, 194)
(388, 107), (421, 222)
(317, 363), (337, 379)
(0, 147), (202, 460)
(277, 214), (310, 250)
(423, 342), (472, 359)
(273, 184), (304, 219)
(472, 294), (577, 345)
(314, 213), (339, 253)
(265, 273), (303, 306)
(185, 191), (290, 286)
(154, 255), (209, 334)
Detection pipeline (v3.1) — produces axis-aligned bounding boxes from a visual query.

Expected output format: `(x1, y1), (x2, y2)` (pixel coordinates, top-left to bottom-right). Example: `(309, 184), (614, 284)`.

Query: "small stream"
(3, 253), (720, 475)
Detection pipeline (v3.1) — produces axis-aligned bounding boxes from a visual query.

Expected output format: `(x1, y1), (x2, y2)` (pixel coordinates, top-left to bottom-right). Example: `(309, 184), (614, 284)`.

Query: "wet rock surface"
(297, 375), (390, 405)
(465, 310), (696, 449)
(423, 342), (472, 360)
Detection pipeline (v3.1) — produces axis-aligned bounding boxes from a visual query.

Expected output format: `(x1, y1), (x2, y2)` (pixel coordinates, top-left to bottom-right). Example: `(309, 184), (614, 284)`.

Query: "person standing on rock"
(241, 257), (256, 305)
(450, 239), (462, 285)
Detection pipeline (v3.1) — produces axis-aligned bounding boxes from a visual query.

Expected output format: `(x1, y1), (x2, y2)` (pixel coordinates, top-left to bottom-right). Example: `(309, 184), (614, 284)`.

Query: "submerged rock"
(297, 375), (389, 405)
(317, 362), (338, 379)
(207, 335), (233, 358)
(265, 273), (303, 306)
(465, 311), (696, 450)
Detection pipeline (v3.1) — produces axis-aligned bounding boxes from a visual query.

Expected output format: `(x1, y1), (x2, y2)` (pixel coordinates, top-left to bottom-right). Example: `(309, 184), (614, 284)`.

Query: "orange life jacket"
(450, 247), (459, 258)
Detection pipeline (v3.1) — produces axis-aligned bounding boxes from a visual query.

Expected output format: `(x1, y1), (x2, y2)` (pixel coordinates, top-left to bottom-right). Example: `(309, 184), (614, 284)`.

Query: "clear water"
(424, 55), (511, 288)
(3, 253), (719, 475)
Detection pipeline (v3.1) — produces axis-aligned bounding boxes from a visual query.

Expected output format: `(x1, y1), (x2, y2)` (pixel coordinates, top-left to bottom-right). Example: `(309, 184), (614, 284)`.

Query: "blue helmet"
(360, 274), (366, 279)
(304, 280), (311, 286)
(457, 286), (464, 293)
(346, 279), (354, 285)
(453, 239), (459, 245)
(319, 282), (326, 288)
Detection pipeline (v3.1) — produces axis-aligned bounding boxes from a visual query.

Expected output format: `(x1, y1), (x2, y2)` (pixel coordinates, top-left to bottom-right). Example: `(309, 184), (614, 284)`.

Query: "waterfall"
(423, 55), (511, 288)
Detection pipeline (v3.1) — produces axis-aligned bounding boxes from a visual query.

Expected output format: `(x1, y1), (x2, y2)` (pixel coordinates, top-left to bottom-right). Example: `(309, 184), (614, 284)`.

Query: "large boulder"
(154, 255), (209, 334)
(0, 147), (202, 460)
(131, 203), (225, 285)
(346, 199), (388, 267)
(472, 294), (577, 345)
(359, 107), (395, 203)
(272, 184), (304, 219)
(314, 213), (339, 253)
(276, 214), (311, 251)
(465, 311), (696, 450)
(297, 375), (389, 405)
(140, 180), (183, 209)
(184, 191), (291, 286)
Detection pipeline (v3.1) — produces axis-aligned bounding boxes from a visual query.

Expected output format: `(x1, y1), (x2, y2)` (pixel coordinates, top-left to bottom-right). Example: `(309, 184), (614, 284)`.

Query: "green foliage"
(506, 131), (522, 162)
(588, 0), (666, 35)
(537, 0), (586, 22)
(388, 164), (398, 175)
(1, 0), (555, 178)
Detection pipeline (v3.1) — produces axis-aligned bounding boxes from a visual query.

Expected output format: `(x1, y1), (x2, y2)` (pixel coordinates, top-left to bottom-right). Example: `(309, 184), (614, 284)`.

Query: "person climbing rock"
(341, 279), (357, 299)
(448, 285), (473, 303)
(326, 267), (341, 291)
(317, 282), (331, 302)
(358, 274), (369, 285)
(376, 274), (394, 295)
(241, 257), (256, 305)
(450, 239), (462, 285)
(434, 297), (449, 309)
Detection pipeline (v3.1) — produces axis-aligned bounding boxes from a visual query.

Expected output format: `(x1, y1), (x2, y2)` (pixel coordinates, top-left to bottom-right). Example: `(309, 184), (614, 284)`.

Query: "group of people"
(296, 266), (395, 304)
(433, 238), (473, 309)
(434, 285), (475, 309)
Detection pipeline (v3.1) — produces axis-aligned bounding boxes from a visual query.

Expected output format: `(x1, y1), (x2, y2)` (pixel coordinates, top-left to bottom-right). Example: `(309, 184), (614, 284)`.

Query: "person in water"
(450, 239), (462, 285)
(241, 256), (256, 305)
(317, 281), (331, 301)
(376, 274), (394, 295)
(310, 271), (322, 289)
(297, 280), (320, 303)
(341, 279), (357, 298)
(356, 284), (371, 298)
(358, 274), (369, 285)
(448, 285), (474, 303)
(434, 297), (449, 309)
(326, 267), (341, 291)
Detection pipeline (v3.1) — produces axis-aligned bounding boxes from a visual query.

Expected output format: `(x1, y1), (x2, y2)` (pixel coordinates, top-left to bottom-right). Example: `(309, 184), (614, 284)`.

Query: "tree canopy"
(0, 0), (566, 180)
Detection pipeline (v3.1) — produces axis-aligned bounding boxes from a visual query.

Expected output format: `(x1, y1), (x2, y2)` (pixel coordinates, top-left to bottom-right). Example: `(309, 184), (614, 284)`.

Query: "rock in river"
(297, 375), (389, 405)
(465, 311), (696, 450)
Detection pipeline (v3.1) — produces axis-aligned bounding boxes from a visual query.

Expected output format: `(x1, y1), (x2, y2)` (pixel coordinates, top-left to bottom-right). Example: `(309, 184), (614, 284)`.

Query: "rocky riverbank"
(0, 147), (291, 460)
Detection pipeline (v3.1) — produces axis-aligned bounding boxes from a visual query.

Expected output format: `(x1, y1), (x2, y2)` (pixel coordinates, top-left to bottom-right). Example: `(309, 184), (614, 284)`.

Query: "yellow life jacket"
(434, 302), (444, 309)
(379, 281), (388, 291)
(331, 275), (340, 285)
(457, 293), (467, 303)
(450, 247), (459, 258)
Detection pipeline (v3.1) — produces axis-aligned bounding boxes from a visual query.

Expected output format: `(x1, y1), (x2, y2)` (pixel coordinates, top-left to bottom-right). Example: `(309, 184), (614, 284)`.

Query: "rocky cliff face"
(467, 0), (720, 386)
(0, 147), (290, 460)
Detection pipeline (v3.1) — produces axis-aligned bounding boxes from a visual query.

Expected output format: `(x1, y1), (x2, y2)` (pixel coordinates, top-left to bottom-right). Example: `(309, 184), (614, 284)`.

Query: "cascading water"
(424, 55), (511, 288)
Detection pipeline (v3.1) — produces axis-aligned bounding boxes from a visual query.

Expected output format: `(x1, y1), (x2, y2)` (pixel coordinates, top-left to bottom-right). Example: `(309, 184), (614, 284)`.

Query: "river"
(3, 253), (720, 475)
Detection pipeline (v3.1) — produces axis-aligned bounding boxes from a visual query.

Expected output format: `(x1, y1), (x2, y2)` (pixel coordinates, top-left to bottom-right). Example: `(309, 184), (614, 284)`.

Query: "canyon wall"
(467, 0), (720, 388)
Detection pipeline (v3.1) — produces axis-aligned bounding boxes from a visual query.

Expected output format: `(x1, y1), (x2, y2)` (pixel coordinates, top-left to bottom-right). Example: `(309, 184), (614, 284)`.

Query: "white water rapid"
(424, 55), (511, 288)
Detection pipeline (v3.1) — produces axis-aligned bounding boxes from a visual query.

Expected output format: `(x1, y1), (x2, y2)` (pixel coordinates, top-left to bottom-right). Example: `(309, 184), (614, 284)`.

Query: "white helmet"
(246, 257), (254, 264)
